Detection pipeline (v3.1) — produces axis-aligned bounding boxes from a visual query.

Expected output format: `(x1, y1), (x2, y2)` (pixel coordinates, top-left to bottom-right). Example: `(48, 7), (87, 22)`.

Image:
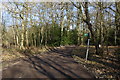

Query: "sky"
(1, 2), (116, 28)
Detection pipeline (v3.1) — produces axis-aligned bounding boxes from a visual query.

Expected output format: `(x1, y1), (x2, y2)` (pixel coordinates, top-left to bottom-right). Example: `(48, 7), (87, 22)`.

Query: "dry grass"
(2, 48), (24, 62)
(72, 46), (120, 79)
(1, 46), (48, 68)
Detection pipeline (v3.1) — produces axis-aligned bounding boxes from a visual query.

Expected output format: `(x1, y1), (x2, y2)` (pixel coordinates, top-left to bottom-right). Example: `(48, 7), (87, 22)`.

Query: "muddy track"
(2, 46), (96, 79)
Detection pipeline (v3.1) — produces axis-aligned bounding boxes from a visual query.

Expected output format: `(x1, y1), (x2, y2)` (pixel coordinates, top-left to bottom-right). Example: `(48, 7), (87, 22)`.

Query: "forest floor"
(1, 46), (120, 79)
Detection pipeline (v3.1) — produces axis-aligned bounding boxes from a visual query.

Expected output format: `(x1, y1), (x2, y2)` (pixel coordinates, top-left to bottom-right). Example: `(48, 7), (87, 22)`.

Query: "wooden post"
(85, 39), (90, 61)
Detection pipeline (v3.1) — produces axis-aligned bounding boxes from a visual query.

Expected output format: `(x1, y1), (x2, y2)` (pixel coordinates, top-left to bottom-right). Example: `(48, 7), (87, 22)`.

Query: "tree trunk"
(60, 18), (64, 46)
(84, 2), (101, 55)
(77, 9), (81, 45)
(115, 2), (120, 46)
(26, 29), (29, 47)
(40, 26), (44, 46)
(20, 23), (25, 49)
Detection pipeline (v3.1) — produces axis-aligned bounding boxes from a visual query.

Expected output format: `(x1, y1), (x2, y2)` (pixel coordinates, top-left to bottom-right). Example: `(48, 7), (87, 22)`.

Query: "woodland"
(1, 1), (120, 79)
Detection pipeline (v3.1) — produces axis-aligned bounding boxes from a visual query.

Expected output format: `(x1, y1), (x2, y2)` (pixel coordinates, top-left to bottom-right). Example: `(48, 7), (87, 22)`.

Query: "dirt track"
(2, 46), (96, 79)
